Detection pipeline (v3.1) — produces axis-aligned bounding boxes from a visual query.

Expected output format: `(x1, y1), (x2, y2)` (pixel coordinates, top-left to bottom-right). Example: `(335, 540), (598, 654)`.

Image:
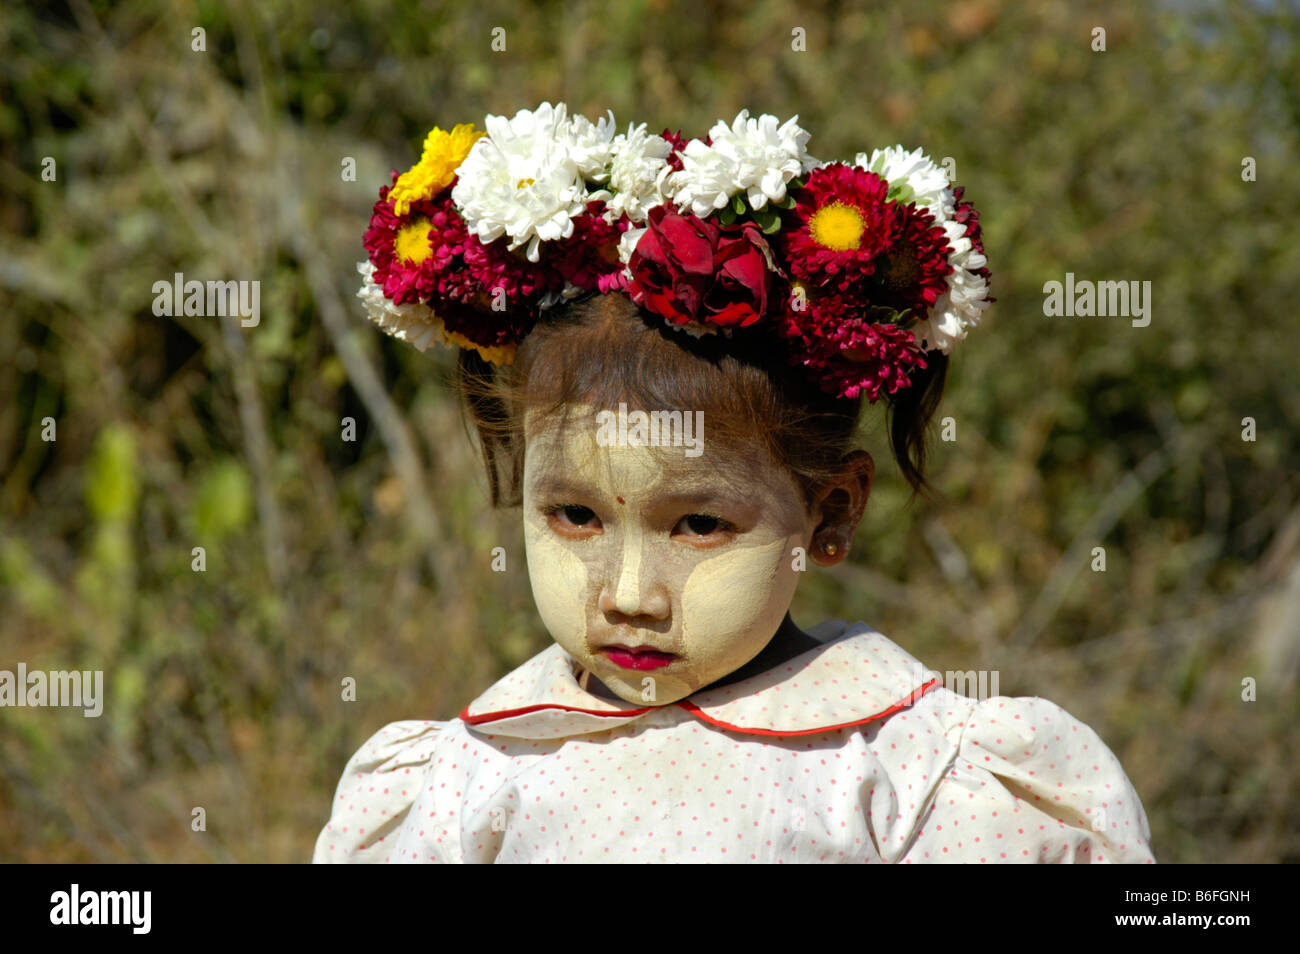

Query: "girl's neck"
(700, 613), (823, 690)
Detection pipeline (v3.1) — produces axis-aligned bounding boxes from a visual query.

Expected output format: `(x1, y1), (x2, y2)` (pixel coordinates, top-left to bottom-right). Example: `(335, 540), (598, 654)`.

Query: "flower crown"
(357, 102), (991, 402)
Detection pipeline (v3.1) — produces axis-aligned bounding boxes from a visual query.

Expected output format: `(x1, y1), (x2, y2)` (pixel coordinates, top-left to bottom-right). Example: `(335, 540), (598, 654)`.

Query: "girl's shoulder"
(312, 719), (450, 863)
(895, 684), (1156, 862)
(791, 621), (1156, 862)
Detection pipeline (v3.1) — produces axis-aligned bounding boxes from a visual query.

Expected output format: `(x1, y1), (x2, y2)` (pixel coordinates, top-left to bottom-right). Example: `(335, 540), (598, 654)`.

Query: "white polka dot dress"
(312, 620), (1155, 863)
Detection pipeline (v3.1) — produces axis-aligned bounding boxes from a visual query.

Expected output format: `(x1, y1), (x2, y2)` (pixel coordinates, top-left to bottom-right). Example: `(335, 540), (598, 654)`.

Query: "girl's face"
(522, 405), (818, 705)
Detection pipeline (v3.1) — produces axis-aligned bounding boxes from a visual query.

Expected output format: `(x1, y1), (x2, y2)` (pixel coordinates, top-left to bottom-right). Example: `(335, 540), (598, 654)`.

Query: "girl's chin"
(594, 668), (697, 706)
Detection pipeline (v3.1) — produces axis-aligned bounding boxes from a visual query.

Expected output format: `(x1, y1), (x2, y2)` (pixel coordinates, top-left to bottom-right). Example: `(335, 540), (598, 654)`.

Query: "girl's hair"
(455, 293), (947, 511)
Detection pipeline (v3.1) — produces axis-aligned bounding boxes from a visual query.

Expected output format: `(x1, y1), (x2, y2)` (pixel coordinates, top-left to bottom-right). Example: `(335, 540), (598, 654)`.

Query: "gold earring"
(823, 541), (839, 556)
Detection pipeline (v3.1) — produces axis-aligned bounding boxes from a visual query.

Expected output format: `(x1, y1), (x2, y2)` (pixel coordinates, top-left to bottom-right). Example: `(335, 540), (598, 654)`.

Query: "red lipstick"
(602, 645), (677, 671)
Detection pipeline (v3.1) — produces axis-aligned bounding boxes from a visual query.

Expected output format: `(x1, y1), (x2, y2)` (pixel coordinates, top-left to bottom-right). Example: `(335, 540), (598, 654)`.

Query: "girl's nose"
(599, 531), (670, 620)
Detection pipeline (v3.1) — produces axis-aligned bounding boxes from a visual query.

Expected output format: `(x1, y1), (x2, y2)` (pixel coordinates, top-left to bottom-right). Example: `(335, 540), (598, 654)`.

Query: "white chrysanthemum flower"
(604, 123), (673, 223)
(451, 102), (589, 263)
(616, 225), (647, 265)
(856, 145), (955, 223)
(564, 109), (620, 182)
(910, 220), (991, 353)
(356, 261), (446, 351)
(664, 109), (819, 217)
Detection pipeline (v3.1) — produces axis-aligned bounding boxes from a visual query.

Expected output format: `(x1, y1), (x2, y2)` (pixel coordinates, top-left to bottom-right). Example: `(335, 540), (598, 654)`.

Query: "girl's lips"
(602, 646), (677, 671)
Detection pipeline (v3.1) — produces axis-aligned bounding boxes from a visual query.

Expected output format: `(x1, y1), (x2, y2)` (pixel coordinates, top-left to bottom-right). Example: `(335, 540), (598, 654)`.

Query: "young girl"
(315, 103), (1155, 863)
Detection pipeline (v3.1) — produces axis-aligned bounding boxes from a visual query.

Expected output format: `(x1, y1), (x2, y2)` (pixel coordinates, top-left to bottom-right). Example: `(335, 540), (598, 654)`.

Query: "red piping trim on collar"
(459, 701), (655, 725)
(458, 677), (941, 736)
(674, 677), (941, 737)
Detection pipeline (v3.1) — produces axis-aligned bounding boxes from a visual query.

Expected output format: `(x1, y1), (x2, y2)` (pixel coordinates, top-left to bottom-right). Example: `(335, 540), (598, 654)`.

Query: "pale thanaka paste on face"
(522, 405), (816, 705)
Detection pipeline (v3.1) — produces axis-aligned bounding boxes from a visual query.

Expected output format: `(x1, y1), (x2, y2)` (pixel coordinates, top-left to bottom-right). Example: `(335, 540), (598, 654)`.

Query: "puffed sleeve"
(312, 720), (443, 864)
(901, 695), (1155, 863)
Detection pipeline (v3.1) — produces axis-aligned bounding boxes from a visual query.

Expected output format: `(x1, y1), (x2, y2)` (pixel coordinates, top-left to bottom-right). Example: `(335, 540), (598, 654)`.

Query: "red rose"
(626, 204), (778, 329)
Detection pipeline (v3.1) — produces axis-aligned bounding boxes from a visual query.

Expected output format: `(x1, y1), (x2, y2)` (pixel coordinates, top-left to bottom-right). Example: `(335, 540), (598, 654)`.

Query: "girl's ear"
(809, 450), (873, 566)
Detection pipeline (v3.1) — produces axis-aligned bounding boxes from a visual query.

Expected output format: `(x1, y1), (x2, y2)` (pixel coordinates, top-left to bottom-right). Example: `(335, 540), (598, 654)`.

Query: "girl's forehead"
(522, 404), (775, 499)
(525, 423), (681, 496)
(538, 437), (667, 496)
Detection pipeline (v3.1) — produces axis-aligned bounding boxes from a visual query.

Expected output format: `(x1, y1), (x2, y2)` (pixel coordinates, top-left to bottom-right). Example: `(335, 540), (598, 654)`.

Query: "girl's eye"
(674, 513), (733, 539)
(545, 504), (599, 530)
(544, 506), (732, 540)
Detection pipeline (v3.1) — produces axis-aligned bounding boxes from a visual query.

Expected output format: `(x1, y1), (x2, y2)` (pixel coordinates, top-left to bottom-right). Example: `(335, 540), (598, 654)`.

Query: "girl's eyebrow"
(530, 474), (746, 510)
(529, 475), (594, 498)
(651, 489), (745, 510)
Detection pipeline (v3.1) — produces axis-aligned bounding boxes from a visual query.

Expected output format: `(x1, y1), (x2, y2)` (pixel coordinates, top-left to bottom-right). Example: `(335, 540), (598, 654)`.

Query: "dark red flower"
(626, 204), (780, 329)
(363, 173), (472, 305)
(858, 201), (953, 317)
(552, 201), (631, 294)
(362, 171), (544, 354)
(780, 291), (928, 402)
(461, 233), (564, 304)
(435, 289), (536, 353)
(778, 163), (899, 292)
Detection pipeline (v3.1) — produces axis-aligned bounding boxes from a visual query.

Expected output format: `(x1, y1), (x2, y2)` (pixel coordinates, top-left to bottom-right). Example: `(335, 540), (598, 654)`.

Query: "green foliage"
(0, 537), (62, 623)
(192, 458), (253, 542)
(885, 181), (914, 205)
(84, 425), (139, 523)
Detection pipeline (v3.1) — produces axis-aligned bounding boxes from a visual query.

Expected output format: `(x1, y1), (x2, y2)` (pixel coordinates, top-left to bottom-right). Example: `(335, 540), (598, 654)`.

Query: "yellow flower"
(809, 201), (867, 251)
(390, 123), (485, 216)
(393, 219), (435, 264)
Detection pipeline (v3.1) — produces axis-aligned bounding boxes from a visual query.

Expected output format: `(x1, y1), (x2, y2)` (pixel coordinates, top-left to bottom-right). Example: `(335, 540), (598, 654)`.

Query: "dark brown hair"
(456, 293), (947, 511)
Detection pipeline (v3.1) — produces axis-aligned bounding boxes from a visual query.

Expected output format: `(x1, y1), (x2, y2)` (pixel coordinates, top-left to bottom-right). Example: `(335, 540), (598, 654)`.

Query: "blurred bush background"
(1, 0), (1296, 863)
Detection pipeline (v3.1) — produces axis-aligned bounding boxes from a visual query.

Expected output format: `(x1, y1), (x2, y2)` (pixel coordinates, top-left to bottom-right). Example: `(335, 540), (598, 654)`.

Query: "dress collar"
(458, 620), (940, 740)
